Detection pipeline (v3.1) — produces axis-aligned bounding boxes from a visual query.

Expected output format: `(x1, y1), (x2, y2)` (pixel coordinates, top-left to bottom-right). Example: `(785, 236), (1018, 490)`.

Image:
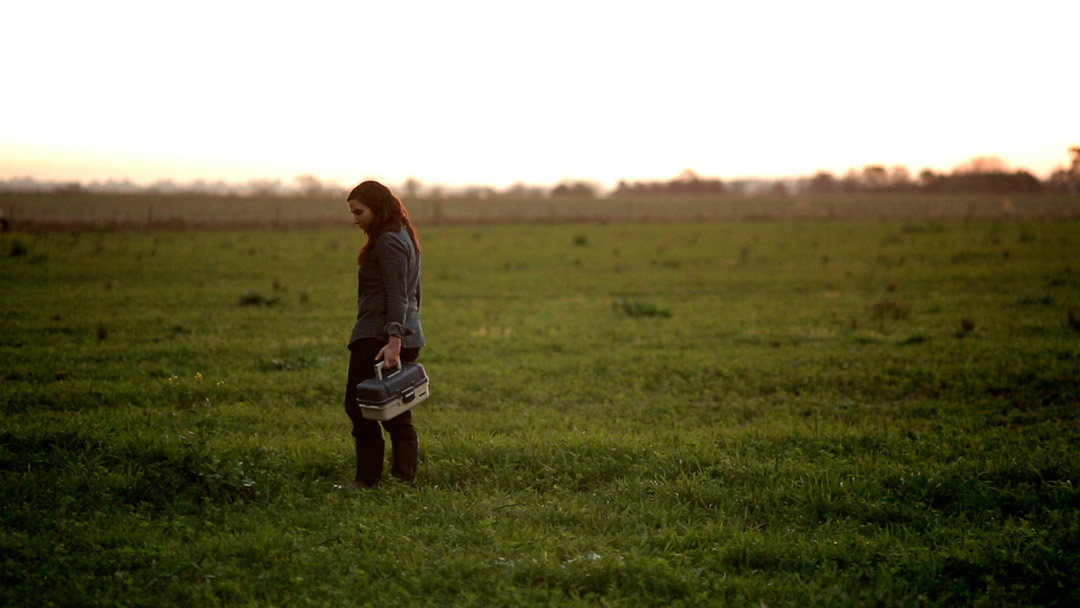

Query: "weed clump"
(265, 357), (311, 371)
(8, 240), (29, 257)
(1016, 291), (1054, 306)
(738, 245), (751, 266)
(871, 298), (911, 321)
(238, 291), (280, 307)
(614, 298), (671, 318)
(1068, 306), (1080, 333)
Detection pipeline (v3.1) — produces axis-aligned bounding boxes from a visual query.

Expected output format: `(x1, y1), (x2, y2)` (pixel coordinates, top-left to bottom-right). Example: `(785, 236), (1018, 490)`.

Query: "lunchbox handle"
(373, 360), (405, 380)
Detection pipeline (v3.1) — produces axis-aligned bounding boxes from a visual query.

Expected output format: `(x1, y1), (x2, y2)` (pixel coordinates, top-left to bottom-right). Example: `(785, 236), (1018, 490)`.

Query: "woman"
(343, 180), (424, 489)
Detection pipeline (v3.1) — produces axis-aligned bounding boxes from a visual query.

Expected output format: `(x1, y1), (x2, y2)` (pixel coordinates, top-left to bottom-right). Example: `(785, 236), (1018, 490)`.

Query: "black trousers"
(344, 338), (421, 441)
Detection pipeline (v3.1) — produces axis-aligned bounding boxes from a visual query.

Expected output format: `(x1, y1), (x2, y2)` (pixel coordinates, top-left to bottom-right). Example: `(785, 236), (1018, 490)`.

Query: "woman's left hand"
(376, 337), (403, 369)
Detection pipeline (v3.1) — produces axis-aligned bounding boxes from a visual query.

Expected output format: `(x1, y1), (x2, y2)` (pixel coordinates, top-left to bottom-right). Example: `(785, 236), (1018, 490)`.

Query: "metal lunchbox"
(355, 360), (430, 420)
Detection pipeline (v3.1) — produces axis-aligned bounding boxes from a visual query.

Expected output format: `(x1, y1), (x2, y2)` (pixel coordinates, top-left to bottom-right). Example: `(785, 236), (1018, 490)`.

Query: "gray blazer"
(348, 228), (424, 348)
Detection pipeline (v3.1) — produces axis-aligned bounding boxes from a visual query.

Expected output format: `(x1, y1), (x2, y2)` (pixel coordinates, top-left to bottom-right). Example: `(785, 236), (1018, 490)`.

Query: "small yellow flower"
(195, 372), (204, 381)
(168, 375), (178, 384)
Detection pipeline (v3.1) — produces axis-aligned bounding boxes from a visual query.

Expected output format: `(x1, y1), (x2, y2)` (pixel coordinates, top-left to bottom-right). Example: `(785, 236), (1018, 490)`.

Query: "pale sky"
(2, 0), (1077, 189)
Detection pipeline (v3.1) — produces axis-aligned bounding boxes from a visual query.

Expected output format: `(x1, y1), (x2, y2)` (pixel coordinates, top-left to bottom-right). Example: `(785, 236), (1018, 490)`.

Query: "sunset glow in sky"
(2, 0), (1077, 189)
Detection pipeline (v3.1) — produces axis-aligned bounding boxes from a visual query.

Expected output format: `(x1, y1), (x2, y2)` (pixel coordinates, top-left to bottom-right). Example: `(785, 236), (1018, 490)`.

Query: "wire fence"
(3, 192), (1080, 230)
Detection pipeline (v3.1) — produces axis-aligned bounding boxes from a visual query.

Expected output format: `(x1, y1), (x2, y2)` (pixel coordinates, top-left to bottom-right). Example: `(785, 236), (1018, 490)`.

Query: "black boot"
(390, 439), (418, 482)
(350, 439), (384, 489)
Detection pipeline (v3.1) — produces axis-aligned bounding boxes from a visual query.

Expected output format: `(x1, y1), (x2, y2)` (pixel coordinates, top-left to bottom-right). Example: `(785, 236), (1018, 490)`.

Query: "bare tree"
(295, 174), (324, 197)
(247, 178), (281, 197)
(675, 168), (701, 184)
(889, 165), (910, 189)
(551, 180), (599, 198)
(807, 171), (836, 194)
(1047, 146), (1080, 193)
(840, 168), (861, 193)
(953, 155), (1010, 174)
(862, 165), (888, 191)
(401, 177), (422, 199)
(918, 168), (938, 190)
(504, 182), (545, 198)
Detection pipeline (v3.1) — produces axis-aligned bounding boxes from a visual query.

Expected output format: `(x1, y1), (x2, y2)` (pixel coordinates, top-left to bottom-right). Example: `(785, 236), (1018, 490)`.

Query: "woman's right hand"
(376, 336), (403, 369)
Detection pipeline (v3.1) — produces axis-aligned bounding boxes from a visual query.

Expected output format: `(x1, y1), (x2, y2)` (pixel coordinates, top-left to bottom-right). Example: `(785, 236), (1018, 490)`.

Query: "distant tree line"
(804, 155), (1055, 195)
(614, 169), (727, 197)
(614, 149), (1079, 197)
(3, 149), (1078, 199)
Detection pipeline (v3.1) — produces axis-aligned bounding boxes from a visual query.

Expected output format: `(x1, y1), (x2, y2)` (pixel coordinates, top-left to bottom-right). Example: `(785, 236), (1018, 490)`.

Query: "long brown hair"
(347, 180), (421, 265)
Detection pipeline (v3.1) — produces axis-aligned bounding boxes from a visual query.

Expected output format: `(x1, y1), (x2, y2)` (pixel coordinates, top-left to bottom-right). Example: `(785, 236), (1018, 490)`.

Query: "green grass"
(2, 219), (1079, 606)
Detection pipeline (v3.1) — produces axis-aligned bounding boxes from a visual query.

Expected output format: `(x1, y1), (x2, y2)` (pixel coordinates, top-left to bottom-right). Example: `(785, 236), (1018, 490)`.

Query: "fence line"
(3, 192), (1080, 230)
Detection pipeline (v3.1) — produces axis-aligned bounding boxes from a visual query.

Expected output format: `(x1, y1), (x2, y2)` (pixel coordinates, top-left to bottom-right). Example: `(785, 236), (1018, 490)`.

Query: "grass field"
(2, 218), (1079, 606)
